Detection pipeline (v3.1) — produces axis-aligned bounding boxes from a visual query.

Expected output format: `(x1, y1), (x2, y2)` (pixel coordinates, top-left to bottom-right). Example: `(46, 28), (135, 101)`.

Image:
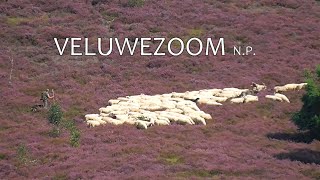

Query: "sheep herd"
(85, 82), (307, 129)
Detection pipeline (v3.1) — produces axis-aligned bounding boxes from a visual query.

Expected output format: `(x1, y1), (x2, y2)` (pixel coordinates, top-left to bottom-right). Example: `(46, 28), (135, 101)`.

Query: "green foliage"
(159, 153), (184, 165)
(52, 173), (68, 180)
(6, 17), (28, 26)
(70, 128), (81, 147)
(47, 103), (81, 147)
(64, 106), (82, 120)
(61, 119), (76, 131)
(316, 64), (320, 78)
(292, 65), (320, 135)
(48, 103), (63, 126)
(61, 119), (81, 147)
(127, 0), (145, 7)
(17, 144), (29, 165)
(0, 153), (7, 160)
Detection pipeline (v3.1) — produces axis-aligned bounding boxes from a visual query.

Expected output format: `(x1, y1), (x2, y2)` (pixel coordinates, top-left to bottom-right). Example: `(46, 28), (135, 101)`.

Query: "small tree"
(48, 103), (63, 126)
(70, 129), (81, 147)
(292, 65), (320, 136)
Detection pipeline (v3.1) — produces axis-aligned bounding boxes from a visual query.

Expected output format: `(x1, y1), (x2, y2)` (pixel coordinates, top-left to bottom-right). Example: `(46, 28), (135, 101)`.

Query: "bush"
(292, 65), (320, 135)
(126, 0), (145, 7)
(17, 144), (29, 165)
(62, 119), (81, 147)
(48, 103), (63, 126)
(70, 129), (81, 147)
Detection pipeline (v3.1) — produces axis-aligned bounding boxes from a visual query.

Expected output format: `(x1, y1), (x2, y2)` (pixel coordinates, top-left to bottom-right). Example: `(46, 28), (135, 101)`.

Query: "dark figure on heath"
(40, 89), (54, 109)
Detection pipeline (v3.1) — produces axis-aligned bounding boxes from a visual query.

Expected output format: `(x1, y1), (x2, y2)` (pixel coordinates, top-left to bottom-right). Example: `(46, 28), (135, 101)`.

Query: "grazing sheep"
(197, 111), (212, 120)
(165, 108), (184, 114)
(140, 105), (166, 111)
(223, 88), (242, 91)
(102, 117), (125, 125)
(230, 97), (244, 104)
(284, 84), (301, 91)
(124, 118), (137, 125)
(135, 120), (153, 129)
(265, 95), (283, 102)
(275, 83), (305, 92)
(172, 92), (185, 98)
(244, 95), (259, 103)
(117, 97), (130, 101)
(157, 111), (195, 125)
(297, 83), (308, 90)
(161, 101), (176, 109)
(274, 93), (290, 103)
(210, 96), (228, 103)
(115, 114), (129, 122)
(185, 113), (206, 125)
(216, 90), (242, 98)
(208, 89), (223, 96)
(240, 89), (254, 97)
(251, 82), (267, 92)
(274, 86), (287, 93)
(108, 99), (120, 105)
(197, 99), (222, 106)
(85, 114), (102, 121)
(86, 120), (100, 127)
(155, 119), (171, 126)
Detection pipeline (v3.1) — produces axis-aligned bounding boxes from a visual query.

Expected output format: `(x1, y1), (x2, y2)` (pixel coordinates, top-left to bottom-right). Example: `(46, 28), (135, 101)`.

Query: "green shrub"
(0, 153), (6, 160)
(292, 65), (320, 135)
(48, 103), (63, 126)
(70, 129), (80, 147)
(127, 0), (145, 7)
(61, 119), (76, 131)
(17, 144), (29, 164)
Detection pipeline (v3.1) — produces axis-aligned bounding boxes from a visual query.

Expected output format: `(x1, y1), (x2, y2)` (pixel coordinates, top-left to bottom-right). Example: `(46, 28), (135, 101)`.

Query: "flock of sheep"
(85, 82), (307, 129)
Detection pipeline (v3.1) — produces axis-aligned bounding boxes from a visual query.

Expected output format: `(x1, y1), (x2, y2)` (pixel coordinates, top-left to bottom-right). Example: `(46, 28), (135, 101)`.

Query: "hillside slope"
(0, 0), (320, 179)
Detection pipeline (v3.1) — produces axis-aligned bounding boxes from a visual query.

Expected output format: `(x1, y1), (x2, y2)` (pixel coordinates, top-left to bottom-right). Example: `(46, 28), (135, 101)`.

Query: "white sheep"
(86, 120), (100, 127)
(274, 93), (290, 103)
(108, 99), (120, 105)
(274, 86), (287, 93)
(85, 114), (102, 121)
(165, 108), (184, 114)
(274, 83), (303, 92)
(140, 105), (166, 111)
(207, 89), (222, 96)
(297, 83), (307, 90)
(285, 84), (301, 91)
(244, 95), (259, 103)
(210, 96), (228, 103)
(251, 82), (266, 92)
(197, 111), (212, 120)
(216, 90), (242, 98)
(171, 92), (185, 98)
(185, 112), (206, 125)
(115, 114), (129, 122)
(265, 95), (283, 102)
(157, 111), (195, 125)
(135, 120), (153, 129)
(102, 117), (125, 125)
(197, 99), (222, 106)
(117, 97), (130, 101)
(230, 97), (244, 104)
(155, 119), (171, 126)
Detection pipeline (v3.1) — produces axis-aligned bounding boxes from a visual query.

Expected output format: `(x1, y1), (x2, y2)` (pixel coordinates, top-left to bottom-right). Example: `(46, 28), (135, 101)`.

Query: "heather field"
(0, 0), (320, 179)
